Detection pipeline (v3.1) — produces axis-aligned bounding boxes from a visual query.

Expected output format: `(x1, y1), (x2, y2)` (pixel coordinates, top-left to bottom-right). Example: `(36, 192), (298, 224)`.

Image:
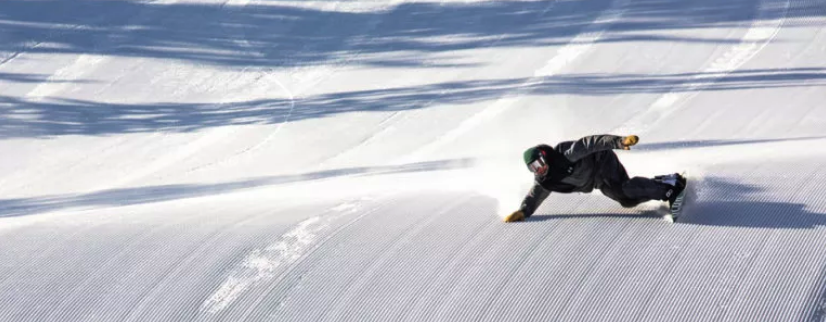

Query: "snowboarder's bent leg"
(621, 177), (671, 202)
(595, 151), (639, 207)
(596, 151), (670, 207)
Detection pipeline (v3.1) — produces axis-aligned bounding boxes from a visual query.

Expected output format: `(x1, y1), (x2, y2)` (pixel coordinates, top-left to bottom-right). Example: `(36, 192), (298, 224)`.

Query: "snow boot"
(660, 173), (687, 208)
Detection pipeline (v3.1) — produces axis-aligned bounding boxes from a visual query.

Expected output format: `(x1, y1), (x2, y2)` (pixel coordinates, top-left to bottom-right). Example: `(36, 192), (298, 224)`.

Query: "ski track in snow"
(198, 198), (375, 317)
(7, 0), (332, 195)
(614, 0), (792, 134)
(2, 3), (173, 195)
(181, 0), (407, 175)
(118, 202), (314, 322)
(97, 0), (278, 189)
(0, 22), (93, 69)
(5, 0), (253, 195)
(314, 0), (559, 168)
(399, 0), (630, 163)
(315, 111), (408, 168)
(18, 0), (187, 101)
(314, 196), (473, 322)
(39, 203), (216, 321)
(398, 220), (499, 321)
(177, 0), (296, 175)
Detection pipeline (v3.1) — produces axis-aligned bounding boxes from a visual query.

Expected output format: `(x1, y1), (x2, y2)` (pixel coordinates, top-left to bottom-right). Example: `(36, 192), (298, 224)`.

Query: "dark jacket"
(519, 135), (626, 217)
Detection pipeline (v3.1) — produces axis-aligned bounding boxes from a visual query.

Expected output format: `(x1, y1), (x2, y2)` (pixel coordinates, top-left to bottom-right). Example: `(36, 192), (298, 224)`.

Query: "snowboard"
(663, 172), (689, 223)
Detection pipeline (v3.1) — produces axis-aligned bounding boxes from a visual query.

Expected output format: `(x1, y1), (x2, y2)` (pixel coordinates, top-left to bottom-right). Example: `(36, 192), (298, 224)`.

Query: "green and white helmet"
(523, 147), (547, 173)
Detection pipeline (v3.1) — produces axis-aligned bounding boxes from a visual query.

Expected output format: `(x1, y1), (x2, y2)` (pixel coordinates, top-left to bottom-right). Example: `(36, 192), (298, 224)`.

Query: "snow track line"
(178, 80), (296, 176)
(82, 0), (280, 191)
(368, 203), (497, 322)
(312, 0), (558, 168)
(553, 220), (633, 320)
(572, 220), (664, 322)
(378, 231), (492, 322)
(120, 202), (310, 322)
(315, 111), (408, 167)
(40, 203), (227, 322)
(712, 230), (774, 321)
(312, 196), (473, 322)
(188, 0), (494, 174)
(178, 0), (297, 175)
(400, 218), (498, 322)
(398, 206), (506, 321)
(399, 0), (629, 163)
(0, 50), (23, 68)
(18, 1), (179, 101)
(198, 197), (380, 318)
(0, 217), (117, 294)
(10, 0), (244, 193)
(93, 0), (264, 189)
(0, 224), (162, 320)
(228, 199), (384, 321)
(0, 45), (30, 69)
(308, 197), (491, 322)
(0, 22), (91, 70)
(13, 0), (303, 195)
(271, 202), (417, 321)
(189, 0), (575, 172)
(633, 227), (703, 321)
(614, 0), (791, 135)
(24, 54), (106, 101)
(181, 0), (397, 175)
(473, 218), (569, 321)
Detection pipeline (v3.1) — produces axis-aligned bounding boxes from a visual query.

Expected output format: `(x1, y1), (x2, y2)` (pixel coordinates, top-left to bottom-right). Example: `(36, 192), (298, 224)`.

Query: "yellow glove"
(504, 210), (525, 223)
(622, 135), (639, 150)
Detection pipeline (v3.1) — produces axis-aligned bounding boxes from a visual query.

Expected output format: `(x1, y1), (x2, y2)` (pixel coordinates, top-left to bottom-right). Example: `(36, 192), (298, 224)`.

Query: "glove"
(504, 210), (525, 223)
(621, 135), (639, 150)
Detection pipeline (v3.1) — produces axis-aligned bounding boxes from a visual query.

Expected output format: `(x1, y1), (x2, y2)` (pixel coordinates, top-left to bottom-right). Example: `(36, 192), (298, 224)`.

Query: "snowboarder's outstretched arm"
(504, 183), (550, 222)
(521, 182), (551, 217)
(561, 134), (639, 162)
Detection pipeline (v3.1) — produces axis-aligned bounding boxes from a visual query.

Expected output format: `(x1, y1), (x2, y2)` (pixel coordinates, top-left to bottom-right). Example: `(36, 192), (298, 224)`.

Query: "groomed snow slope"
(2, 0), (826, 321)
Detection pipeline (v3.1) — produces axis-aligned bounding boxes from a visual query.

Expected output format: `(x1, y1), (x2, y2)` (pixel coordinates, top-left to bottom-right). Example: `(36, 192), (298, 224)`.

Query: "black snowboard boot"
(658, 173), (687, 207)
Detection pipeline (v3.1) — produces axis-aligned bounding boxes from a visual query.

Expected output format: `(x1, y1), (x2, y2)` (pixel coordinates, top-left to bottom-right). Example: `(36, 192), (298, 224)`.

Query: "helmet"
(522, 147), (547, 174)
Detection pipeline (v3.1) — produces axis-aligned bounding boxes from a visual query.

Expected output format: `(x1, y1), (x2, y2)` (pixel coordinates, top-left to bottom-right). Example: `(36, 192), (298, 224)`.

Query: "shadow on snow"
(1, 0), (825, 137)
(528, 176), (826, 229)
(0, 158), (475, 218)
(1, 0), (815, 68)
(3, 67), (825, 138)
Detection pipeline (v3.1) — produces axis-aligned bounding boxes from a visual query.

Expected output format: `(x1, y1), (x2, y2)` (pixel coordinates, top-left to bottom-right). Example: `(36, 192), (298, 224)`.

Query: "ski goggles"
(528, 158), (547, 174)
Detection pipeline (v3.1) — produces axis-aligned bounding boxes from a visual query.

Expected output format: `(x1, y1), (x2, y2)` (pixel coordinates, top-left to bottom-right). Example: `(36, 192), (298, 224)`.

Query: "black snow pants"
(594, 151), (670, 208)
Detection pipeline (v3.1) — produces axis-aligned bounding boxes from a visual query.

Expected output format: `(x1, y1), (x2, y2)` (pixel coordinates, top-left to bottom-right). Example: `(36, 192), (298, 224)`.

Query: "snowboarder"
(504, 134), (686, 222)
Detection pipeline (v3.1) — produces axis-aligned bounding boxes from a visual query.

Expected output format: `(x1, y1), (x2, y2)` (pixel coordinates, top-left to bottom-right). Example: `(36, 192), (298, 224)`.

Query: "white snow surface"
(2, 0), (826, 320)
